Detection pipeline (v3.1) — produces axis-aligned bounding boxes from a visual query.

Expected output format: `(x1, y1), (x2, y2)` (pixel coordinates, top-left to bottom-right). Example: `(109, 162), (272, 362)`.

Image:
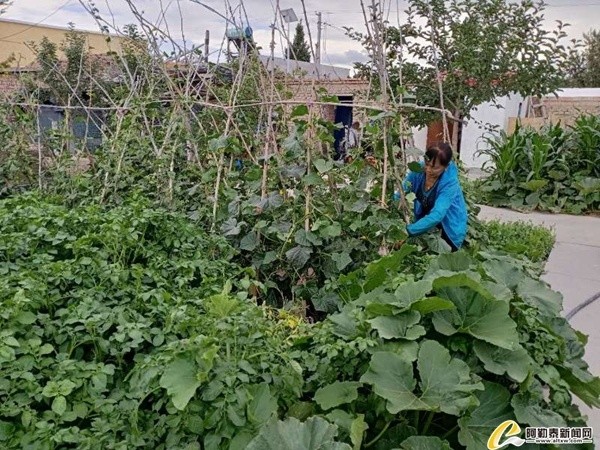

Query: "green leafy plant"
(481, 220), (555, 263)
(478, 116), (600, 213)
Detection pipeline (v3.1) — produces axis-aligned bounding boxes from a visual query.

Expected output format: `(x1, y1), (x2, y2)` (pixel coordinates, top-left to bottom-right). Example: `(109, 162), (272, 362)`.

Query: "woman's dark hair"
(425, 142), (453, 167)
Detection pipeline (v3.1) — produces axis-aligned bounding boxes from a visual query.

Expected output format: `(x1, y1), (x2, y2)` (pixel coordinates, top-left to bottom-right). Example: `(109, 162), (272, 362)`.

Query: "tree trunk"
(451, 109), (461, 153)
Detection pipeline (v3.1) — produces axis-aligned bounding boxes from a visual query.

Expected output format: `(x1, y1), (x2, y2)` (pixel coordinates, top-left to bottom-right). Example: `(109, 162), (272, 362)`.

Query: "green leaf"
(295, 229), (322, 247)
(417, 340), (483, 416)
(159, 357), (202, 411)
(363, 245), (417, 293)
(519, 179), (548, 192)
(473, 341), (532, 383)
(394, 280), (433, 309)
(314, 159), (334, 174)
(511, 392), (566, 428)
(360, 351), (423, 414)
(432, 275), (519, 350)
(408, 161), (423, 173)
(246, 417), (351, 450)
(0, 421), (15, 441)
(314, 382), (361, 410)
(331, 252), (353, 271)
(458, 382), (515, 450)
(411, 297), (455, 315)
(286, 246), (312, 268)
(350, 414), (368, 450)
(52, 396), (67, 416)
(16, 311), (36, 325)
(209, 134), (228, 151)
(368, 312), (426, 340)
(240, 231), (260, 251)
(482, 260), (525, 290)
(322, 222), (342, 238)
(400, 436), (453, 450)
(557, 368), (600, 408)
(328, 308), (358, 339)
(516, 278), (562, 317)
(291, 104), (309, 118)
(247, 384), (277, 425)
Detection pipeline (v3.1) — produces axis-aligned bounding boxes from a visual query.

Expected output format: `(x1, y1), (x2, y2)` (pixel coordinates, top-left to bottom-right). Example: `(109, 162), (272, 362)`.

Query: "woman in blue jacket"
(403, 142), (468, 251)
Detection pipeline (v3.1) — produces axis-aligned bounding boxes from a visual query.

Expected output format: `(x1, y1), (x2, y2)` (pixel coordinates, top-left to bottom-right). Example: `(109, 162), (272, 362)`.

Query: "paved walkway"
(478, 205), (600, 435)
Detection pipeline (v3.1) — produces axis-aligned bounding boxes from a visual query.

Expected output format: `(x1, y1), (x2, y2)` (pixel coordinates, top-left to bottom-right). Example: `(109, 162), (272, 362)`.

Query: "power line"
(0, 0), (76, 40)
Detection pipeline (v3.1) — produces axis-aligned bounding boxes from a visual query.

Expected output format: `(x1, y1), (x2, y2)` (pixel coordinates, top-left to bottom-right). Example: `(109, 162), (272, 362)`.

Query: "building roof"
(546, 88), (600, 98)
(0, 18), (122, 38)
(258, 55), (350, 80)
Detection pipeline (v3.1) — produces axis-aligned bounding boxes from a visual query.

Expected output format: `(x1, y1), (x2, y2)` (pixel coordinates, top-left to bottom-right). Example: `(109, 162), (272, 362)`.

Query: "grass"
(482, 220), (555, 263)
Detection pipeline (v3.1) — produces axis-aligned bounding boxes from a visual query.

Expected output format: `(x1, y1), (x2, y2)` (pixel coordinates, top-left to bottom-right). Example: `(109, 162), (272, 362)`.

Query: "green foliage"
(285, 21), (311, 63)
(0, 193), (597, 449)
(0, 194), (305, 449)
(351, 0), (576, 127)
(481, 220), (555, 263)
(567, 29), (600, 88)
(478, 117), (600, 213)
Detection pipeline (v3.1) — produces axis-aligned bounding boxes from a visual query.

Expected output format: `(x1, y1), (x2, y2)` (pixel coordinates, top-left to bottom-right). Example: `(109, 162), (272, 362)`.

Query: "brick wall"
(543, 97), (600, 125)
(285, 79), (373, 124)
(0, 73), (24, 98)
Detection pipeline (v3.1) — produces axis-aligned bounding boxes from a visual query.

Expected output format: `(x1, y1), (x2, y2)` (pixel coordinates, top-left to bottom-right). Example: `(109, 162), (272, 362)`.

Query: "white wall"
(459, 94), (524, 169)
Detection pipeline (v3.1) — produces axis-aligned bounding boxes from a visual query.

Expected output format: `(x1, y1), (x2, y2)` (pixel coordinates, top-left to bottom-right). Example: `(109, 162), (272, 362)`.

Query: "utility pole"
(204, 30), (210, 63)
(315, 12), (322, 65)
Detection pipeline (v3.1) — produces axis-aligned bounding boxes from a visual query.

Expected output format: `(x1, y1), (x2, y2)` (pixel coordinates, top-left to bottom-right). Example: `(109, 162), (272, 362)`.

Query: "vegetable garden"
(0, 1), (598, 449)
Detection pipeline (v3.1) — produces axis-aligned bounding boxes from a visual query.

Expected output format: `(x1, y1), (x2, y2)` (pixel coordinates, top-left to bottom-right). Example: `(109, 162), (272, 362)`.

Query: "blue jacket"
(403, 161), (468, 248)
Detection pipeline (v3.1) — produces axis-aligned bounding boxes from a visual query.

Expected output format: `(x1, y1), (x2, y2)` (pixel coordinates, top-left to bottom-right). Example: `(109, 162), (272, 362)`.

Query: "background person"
(403, 142), (468, 251)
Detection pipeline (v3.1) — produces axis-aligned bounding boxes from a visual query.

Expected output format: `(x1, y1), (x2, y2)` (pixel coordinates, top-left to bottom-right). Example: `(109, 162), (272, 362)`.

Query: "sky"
(2, 0), (600, 68)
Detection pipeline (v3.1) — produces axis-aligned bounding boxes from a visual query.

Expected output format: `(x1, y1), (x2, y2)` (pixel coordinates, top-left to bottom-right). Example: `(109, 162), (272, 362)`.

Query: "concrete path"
(478, 205), (600, 435)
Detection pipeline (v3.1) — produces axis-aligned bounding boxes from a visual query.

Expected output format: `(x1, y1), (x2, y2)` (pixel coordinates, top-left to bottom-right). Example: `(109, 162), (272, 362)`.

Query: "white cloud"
(2, 0), (598, 68)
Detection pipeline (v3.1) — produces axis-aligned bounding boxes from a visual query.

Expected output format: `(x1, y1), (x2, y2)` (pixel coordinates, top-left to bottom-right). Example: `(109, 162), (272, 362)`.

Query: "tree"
(567, 29), (600, 87)
(351, 0), (575, 150)
(285, 22), (311, 62)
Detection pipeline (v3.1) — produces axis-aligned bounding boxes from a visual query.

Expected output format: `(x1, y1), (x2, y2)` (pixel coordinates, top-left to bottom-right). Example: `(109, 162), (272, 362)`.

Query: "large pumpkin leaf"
(360, 351), (424, 414)
(511, 392), (566, 428)
(314, 382), (361, 411)
(482, 260), (525, 290)
(516, 277), (563, 317)
(368, 311), (426, 340)
(246, 417), (351, 450)
(432, 275), (519, 350)
(458, 382), (514, 450)
(159, 357), (201, 411)
(247, 384), (278, 425)
(361, 342), (483, 416)
(417, 340), (484, 415)
(473, 341), (533, 383)
(393, 280), (433, 309)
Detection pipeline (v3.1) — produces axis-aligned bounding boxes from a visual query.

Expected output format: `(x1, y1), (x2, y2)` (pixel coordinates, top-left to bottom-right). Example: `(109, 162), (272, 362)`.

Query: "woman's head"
(424, 142), (453, 178)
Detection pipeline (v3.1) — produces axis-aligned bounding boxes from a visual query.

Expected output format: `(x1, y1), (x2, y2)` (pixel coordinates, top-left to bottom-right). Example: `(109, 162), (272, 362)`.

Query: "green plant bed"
(477, 116), (600, 214)
(481, 220), (555, 263)
(0, 193), (597, 450)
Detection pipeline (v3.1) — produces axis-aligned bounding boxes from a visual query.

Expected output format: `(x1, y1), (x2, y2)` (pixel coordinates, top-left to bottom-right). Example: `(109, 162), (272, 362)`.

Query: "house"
(0, 18), (126, 69)
(426, 88), (600, 170)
